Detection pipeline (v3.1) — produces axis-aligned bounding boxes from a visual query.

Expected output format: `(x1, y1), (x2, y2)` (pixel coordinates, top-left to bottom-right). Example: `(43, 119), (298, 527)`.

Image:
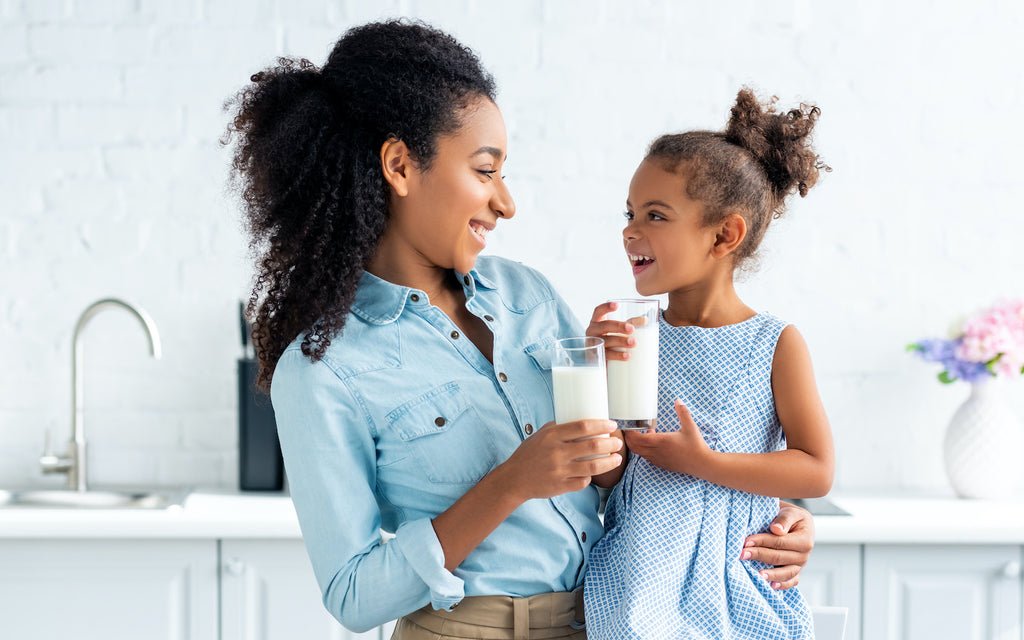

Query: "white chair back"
(811, 606), (848, 640)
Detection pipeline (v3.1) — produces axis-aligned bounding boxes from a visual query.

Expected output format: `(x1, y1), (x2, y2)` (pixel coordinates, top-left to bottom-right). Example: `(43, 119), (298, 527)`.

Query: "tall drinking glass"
(552, 337), (609, 423)
(606, 299), (659, 431)
(552, 337), (610, 460)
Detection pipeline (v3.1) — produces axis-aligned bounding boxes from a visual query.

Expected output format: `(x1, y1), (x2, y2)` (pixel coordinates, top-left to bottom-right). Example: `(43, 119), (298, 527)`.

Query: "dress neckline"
(659, 310), (764, 331)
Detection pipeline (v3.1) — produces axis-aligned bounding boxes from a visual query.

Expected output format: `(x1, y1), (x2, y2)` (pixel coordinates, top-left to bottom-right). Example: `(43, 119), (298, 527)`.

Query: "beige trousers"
(391, 590), (586, 640)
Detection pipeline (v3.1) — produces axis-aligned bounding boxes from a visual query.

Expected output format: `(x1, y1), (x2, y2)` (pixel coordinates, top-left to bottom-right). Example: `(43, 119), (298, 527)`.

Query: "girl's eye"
(623, 211), (635, 221)
(648, 212), (664, 221)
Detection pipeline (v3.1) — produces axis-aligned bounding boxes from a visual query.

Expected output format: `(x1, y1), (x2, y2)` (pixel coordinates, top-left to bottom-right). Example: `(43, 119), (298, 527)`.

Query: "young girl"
(584, 89), (834, 639)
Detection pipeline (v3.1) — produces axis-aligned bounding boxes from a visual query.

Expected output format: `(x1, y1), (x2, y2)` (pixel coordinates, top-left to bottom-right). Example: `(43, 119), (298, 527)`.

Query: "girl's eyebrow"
(626, 199), (675, 211)
(470, 146), (506, 161)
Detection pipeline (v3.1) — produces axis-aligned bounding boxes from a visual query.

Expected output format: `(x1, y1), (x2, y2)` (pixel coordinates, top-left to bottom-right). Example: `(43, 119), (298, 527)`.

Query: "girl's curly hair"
(646, 88), (830, 270)
(224, 20), (496, 391)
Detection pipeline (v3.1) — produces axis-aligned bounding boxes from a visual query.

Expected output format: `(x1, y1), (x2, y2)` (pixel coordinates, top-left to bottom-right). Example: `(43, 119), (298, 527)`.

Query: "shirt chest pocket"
(384, 382), (500, 485)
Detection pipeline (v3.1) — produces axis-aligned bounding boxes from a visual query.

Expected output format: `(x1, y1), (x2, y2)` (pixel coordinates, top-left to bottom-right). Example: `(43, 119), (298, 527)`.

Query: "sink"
(0, 488), (189, 510)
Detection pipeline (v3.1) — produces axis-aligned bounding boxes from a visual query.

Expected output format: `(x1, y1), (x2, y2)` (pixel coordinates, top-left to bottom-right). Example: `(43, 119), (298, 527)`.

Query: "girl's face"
(623, 160), (719, 297)
(389, 97), (515, 276)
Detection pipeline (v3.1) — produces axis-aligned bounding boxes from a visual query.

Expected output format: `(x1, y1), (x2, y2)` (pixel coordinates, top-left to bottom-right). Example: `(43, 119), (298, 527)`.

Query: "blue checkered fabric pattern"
(585, 313), (814, 639)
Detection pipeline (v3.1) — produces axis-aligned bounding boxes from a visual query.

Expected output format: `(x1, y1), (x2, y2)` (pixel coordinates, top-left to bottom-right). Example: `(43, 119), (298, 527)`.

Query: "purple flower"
(908, 337), (994, 384)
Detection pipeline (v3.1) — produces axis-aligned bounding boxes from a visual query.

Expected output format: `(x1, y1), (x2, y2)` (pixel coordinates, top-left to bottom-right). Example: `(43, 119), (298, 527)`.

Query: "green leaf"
(938, 371), (957, 384)
(906, 343), (924, 353)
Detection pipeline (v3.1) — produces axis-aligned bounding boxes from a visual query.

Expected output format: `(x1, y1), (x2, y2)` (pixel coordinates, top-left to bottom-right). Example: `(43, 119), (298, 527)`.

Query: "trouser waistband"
(400, 589), (584, 640)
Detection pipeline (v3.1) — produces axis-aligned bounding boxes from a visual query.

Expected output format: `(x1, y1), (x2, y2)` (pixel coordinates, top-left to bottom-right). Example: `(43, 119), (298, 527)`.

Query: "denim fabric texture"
(271, 256), (602, 632)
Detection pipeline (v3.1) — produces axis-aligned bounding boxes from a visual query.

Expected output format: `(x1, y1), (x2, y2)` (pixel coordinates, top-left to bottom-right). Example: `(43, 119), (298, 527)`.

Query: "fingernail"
(744, 540), (755, 547)
(759, 571), (768, 579)
(742, 551), (751, 560)
(772, 582), (781, 590)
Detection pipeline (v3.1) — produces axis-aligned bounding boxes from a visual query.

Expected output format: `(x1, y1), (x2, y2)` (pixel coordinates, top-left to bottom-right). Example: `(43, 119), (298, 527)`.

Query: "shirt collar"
(351, 266), (498, 325)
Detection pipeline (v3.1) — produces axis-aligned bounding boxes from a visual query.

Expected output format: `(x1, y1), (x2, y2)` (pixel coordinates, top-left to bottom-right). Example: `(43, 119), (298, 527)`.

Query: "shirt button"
(484, 314), (494, 322)
(524, 424), (533, 435)
(581, 532), (587, 542)
(434, 417), (446, 427)
(463, 275), (471, 286)
(498, 372), (507, 382)
(410, 294), (420, 302)
(451, 330), (460, 340)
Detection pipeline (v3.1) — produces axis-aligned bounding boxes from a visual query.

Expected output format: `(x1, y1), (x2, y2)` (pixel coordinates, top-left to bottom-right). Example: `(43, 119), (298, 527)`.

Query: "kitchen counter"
(2, 490), (1023, 543)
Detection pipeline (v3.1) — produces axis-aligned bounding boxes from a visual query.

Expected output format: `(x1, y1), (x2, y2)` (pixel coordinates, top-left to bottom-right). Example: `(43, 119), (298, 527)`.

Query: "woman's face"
(386, 97), (515, 276)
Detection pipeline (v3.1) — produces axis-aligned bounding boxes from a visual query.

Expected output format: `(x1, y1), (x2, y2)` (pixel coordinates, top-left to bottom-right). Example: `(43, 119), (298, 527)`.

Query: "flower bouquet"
(907, 298), (1024, 498)
(908, 298), (1024, 383)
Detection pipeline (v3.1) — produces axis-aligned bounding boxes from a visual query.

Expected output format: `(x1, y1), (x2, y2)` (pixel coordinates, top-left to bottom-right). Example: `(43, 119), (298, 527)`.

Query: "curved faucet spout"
(65, 298), (162, 492)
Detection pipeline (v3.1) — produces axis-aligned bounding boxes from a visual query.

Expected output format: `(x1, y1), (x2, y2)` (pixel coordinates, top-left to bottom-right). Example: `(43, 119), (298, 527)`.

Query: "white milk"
(552, 365), (610, 460)
(607, 323), (659, 429)
(552, 366), (610, 423)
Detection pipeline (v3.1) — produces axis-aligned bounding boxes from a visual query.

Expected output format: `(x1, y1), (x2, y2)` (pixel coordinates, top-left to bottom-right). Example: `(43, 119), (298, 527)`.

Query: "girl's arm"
(624, 325), (834, 498)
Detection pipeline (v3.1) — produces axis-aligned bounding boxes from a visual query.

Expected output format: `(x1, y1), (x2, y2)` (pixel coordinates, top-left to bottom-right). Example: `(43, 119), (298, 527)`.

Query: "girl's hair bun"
(725, 88), (828, 206)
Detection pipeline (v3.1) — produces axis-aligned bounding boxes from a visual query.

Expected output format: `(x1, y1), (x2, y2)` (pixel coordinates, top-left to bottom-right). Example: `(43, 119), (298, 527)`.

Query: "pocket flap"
(385, 382), (472, 441)
(524, 337), (556, 370)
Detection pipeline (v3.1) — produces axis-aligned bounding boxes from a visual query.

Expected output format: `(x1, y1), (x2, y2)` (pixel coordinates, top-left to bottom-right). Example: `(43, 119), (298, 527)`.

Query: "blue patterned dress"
(585, 313), (814, 639)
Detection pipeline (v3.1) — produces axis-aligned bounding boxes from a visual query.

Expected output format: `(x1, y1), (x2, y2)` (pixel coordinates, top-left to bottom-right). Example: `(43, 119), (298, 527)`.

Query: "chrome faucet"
(40, 298), (162, 492)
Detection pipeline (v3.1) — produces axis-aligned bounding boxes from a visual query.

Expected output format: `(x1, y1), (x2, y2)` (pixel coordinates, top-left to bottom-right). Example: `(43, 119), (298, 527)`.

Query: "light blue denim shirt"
(270, 255), (604, 632)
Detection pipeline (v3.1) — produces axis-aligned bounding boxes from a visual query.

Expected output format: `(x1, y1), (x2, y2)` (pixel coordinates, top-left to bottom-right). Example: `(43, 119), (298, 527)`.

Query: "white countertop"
(2, 490), (1024, 544)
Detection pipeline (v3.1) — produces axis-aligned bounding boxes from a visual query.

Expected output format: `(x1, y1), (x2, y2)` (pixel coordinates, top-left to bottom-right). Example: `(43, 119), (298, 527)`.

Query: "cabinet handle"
(1000, 561), (1021, 579)
(225, 557), (246, 576)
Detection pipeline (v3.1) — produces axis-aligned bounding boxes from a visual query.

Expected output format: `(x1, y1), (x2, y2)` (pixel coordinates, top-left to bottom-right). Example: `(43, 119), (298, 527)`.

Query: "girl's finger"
(588, 301), (619, 323)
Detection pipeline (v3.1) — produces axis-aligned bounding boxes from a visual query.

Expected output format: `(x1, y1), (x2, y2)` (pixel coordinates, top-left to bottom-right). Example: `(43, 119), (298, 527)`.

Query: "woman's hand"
(496, 419), (623, 501)
(741, 502), (815, 590)
(586, 301), (635, 362)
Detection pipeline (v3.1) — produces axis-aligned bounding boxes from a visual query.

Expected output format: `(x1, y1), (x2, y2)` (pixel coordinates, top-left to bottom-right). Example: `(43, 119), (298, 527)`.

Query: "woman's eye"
(477, 169), (498, 180)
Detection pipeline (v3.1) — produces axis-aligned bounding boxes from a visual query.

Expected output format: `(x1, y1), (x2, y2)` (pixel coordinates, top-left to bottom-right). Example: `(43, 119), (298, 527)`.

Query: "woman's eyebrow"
(470, 146), (505, 161)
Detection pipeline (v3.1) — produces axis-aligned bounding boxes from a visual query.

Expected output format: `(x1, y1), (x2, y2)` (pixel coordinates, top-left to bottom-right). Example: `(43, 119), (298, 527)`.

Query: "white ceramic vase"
(943, 380), (1024, 499)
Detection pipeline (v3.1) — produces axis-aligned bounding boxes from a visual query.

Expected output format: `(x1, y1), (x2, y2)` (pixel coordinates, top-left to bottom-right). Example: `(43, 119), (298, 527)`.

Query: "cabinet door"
(0, 539), (218, 640)
(221, 539), (385, 639)
(799, 543), (862, 640)
(863, 544), (1022, 640)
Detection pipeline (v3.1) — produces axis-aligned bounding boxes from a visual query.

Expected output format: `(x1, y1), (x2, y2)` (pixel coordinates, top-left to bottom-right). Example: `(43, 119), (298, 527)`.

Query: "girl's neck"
(663, 281), (755, 328)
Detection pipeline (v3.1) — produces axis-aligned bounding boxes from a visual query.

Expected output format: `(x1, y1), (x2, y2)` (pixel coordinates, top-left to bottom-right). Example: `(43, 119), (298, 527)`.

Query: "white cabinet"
(220, 539), (395, 640)
(862, 544), (1023, 640)
(0, 539), (219, 640)
(800, 543), (862, 640)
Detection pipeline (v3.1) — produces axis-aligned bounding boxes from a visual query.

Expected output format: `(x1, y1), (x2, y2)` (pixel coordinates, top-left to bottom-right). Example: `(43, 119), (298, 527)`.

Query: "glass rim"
(553, 336), (604, 351)
(608, 298), (660, 307)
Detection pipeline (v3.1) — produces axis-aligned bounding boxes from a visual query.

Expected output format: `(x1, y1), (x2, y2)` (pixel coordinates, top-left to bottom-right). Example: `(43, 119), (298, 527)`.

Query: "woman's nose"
(492, 179), (516, 219)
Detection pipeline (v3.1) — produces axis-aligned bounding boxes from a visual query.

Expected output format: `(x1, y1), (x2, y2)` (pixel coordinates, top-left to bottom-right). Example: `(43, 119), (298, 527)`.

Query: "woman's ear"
(712, 213), (747, 258)
(380, 137), (412, 197)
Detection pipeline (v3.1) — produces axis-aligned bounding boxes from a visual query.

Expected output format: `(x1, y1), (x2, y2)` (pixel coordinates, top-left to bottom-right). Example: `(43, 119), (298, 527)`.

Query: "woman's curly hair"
(224, 20), (496, 391)
(646, 87), (830, 270)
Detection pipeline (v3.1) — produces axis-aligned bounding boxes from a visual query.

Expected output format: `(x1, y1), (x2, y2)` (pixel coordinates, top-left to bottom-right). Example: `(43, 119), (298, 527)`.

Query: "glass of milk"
(606, 299), (659, 431)
(552, 337), (610, 460)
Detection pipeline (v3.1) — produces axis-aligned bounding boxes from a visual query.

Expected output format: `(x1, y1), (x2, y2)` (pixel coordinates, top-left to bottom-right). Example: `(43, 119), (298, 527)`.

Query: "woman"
(226, 19), (815, 639)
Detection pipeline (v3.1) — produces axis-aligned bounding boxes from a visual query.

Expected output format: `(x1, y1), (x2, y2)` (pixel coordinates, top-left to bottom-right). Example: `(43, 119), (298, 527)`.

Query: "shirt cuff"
(394, 517), (465, 611)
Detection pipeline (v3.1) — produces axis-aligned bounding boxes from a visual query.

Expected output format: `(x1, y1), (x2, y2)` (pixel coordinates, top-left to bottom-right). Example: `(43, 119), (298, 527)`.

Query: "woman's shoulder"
(474, 255), (558, 311)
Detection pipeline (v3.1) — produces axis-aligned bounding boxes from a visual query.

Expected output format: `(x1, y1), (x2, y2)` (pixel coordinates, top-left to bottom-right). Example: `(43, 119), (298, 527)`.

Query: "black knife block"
(238, 358), (284, 491)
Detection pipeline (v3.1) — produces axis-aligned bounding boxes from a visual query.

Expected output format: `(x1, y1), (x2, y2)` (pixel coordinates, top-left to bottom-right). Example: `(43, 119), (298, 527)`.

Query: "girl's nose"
(492, 179), (516, 219)
(623, 221), (640, 241)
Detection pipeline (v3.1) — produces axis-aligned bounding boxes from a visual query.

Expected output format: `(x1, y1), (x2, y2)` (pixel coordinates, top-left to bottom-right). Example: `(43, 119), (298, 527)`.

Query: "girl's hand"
(622, 401), (710, 475)
(497, 419), (623, 501)
(741, 502), (815, 590)
(586, 301), (635, 362)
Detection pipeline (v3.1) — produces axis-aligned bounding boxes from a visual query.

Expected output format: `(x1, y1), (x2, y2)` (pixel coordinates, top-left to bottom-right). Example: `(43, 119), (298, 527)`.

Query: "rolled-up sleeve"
(271, 349), (464, 632)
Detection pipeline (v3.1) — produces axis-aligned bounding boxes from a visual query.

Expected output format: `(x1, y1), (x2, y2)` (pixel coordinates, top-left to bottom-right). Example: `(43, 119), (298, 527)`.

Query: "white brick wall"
(2, 0), (1023, 494)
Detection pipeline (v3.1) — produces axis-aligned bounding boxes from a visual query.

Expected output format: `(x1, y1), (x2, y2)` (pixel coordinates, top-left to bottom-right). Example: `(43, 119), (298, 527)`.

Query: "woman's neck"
(366, 242), (460, 305)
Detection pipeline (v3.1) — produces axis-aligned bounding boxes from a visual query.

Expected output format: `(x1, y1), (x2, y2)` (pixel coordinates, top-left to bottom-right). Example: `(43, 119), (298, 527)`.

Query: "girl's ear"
(712, 213), (747, 258)
(380, 137), (413, 197)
